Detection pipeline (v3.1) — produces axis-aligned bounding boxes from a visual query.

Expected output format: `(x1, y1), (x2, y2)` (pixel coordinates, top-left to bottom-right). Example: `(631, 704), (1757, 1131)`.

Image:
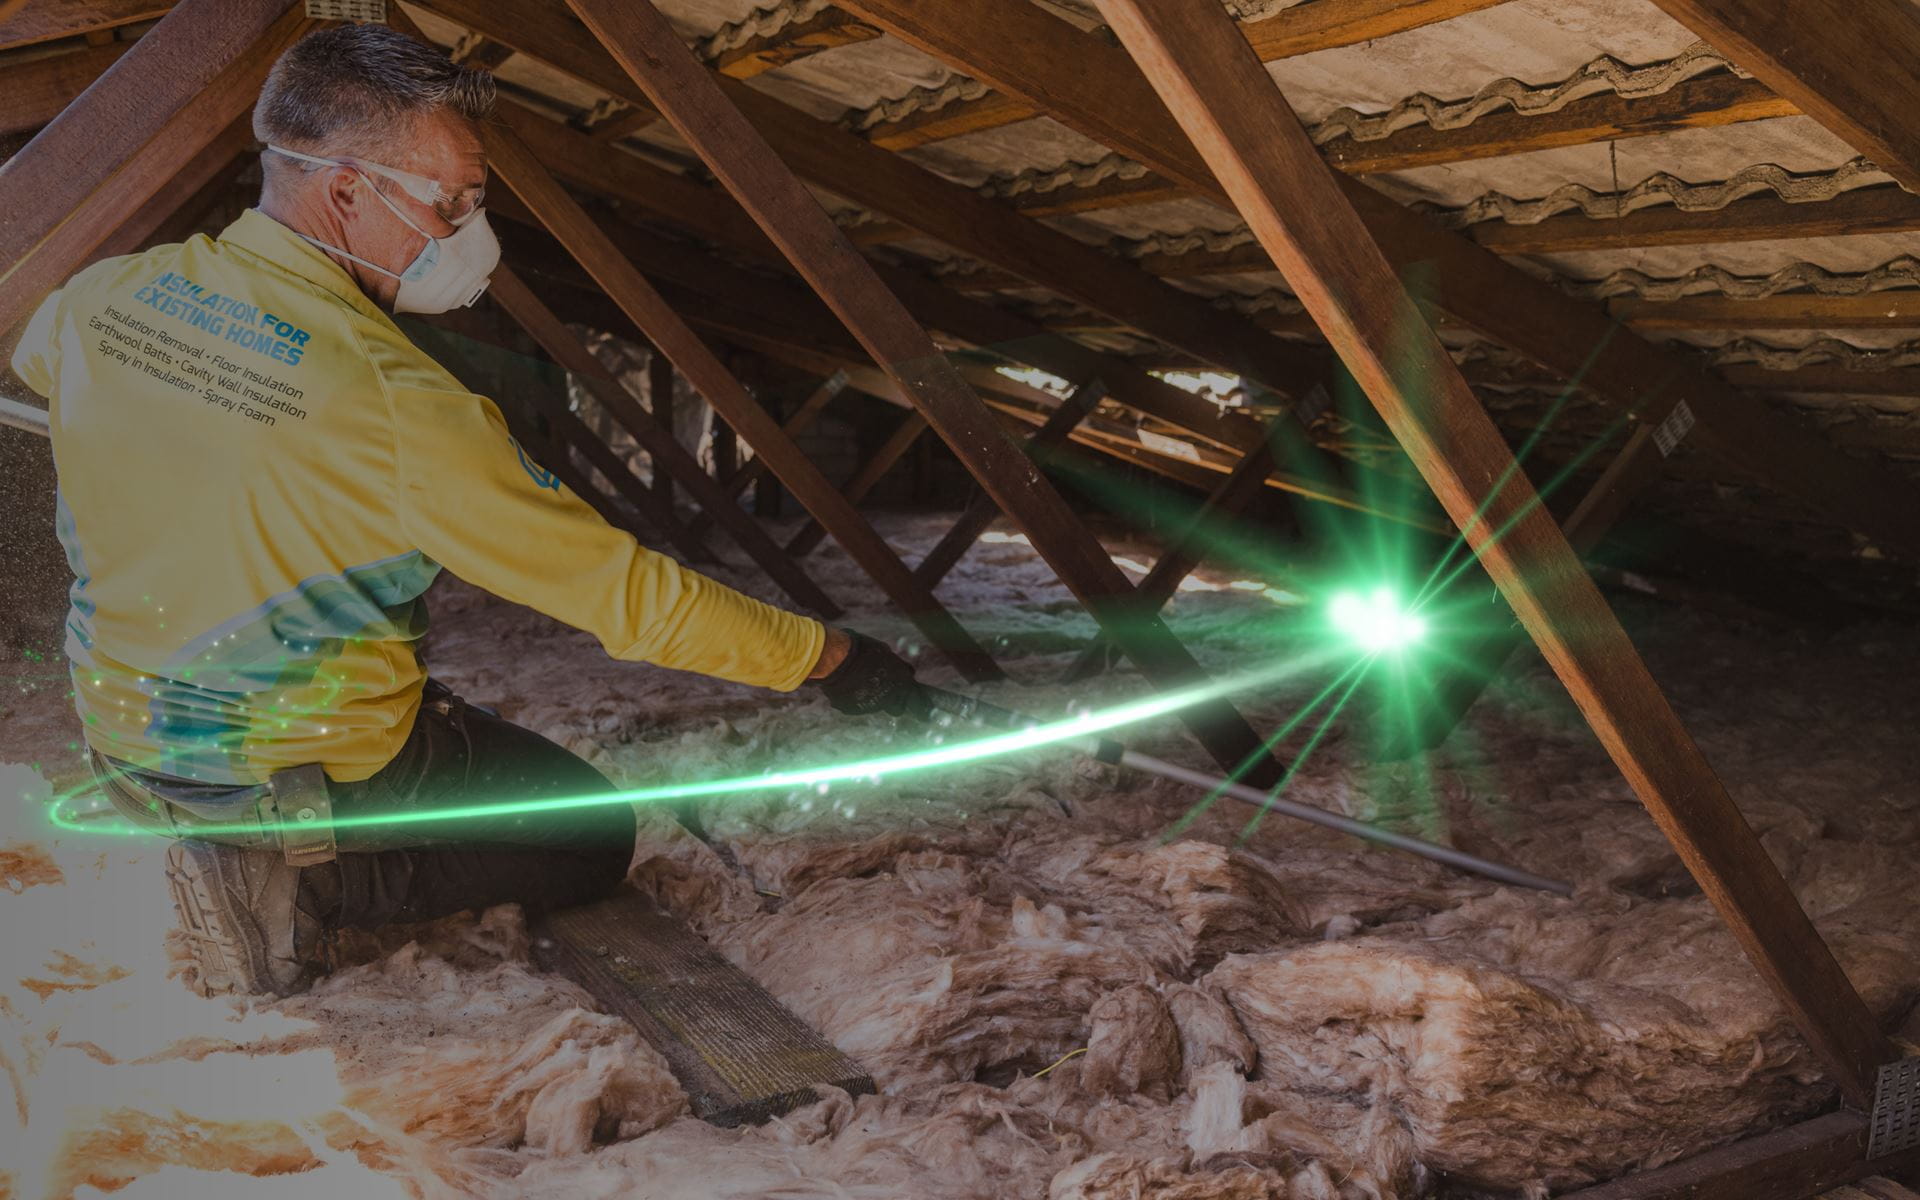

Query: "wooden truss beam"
(914, 378), (1106, 588)
(851, 0), (1520, 153)
(1095, 0), (1896, 1108)
(830, 0), (1920, 561)
(87, 112), (252, 262)
(0, 0), (310, 335)
(0, 42), (129, 135)
(1610, 291), (1920, 330)
(1064, 418), (1284, 682)
(708, 7), (880, 79)
(418, 0), (1330, 399)
(647, 353), (675, 505)
(1239, 0), (1510, 59)
(489, 267), (840, 615)
(0, 0), (169, 50)
(1719, 362), (1920, 397)
(862, 92), (1046, 151)
(784, 410), (929, 557)
(465, 103), (1006, 681)
(869, 72), (1792, 204)
(1067, 286), (1920, 335)
(1643, 0), (1920, 194)
(482, 101), (1371, 513)
(1558, 1109), (1920, 1200)
(512, 374), (708, 560)
(851, 7), (1796, 175)
(879, 180), (1920, 263)
(525, 371), (714, 565)
(566, 0), (1293, 786)
(1321, 72), (1792, 175)
(686, 371), (850, 541)
(1470, 183), (1920, 255)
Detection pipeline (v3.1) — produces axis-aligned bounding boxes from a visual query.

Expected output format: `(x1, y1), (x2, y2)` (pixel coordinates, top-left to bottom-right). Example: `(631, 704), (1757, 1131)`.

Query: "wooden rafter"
(914, 68), (1794, 201)
(861, 91), (1042, 151)
(514, 372), (713, 563)
(1559, 1109), (1920, 1199)
(488, 267), (840, 615)
(417, 0), (1331, 401)
(0, 0), (169, 51)
(455, 87), (1009, 681)
(1317, 73), (1792, 174)
(1610, 291), (1920, 330)
(562, 0), (1298, 788)
(914, 378), (1106, 589)
(1470, 183), (1920, 254)
(1643, 0), (1920, 194)
(86, 112), (253, 262)
(784, 411), (928, 556)
(481, 100), (1381, 515)
(1064, 417), (1285, 683)
(1239, 0), (1511, 59)
(686, 371), (849, 541)
(708, 7), (880, 80)
(1063, 287), (1920, 335)
(0, 0), (312, 335)
(1719, 362), (1920, 397)
(872, 179), (1920, 263)
(0, 42), (129, 135)
(1093, 0), (1895, 1109)
(849, 0), (1523, 155)
(830, 0), (1920, 562)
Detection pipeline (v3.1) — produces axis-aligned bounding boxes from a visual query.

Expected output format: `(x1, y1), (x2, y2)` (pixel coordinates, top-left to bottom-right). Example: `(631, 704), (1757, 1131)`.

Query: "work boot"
(164, 840), (338, 998)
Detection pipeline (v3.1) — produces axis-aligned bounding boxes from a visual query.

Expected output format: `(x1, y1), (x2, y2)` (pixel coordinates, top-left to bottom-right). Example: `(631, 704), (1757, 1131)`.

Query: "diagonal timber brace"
(1093, 0), (1895, 1107)
(450, 92), (1007, 680)
(0, 0), (316, 334)
(830, 0), (1920, 564)
(562, 0), (1294, 787)
(488, 267), (842, 618)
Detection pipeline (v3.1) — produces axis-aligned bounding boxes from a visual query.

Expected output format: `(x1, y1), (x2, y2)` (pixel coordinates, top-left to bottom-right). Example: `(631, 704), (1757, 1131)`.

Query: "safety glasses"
(268, 145), (487, 226)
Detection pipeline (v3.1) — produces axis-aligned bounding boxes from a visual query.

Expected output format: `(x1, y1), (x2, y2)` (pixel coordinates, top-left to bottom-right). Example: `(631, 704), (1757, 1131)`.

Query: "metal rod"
(0, 397), (52, 437)
(1108, 747), (1574, 896)
(921, 686), (1573, 896)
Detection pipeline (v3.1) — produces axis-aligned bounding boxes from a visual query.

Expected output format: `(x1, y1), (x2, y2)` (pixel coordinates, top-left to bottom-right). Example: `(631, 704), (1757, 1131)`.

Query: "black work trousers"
(112, 682), (635, 930)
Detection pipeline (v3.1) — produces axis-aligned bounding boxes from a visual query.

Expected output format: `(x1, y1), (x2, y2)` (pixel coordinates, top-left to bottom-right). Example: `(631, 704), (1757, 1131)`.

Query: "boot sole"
(165, 840), (278, 997)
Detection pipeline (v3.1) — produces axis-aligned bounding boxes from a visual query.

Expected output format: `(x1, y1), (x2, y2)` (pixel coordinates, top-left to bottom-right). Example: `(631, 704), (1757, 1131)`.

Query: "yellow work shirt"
(11, 208), (823, 784)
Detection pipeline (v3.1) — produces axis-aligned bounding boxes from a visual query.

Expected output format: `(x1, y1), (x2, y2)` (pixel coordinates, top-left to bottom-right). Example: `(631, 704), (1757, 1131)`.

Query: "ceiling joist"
(831, 0), (1920, 561)
(1644, 0), (1920, 194)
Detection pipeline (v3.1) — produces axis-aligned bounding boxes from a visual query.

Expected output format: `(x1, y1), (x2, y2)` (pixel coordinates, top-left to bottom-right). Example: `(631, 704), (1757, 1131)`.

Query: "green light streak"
(1162, 654), (1374, 841)
(47, 645), (1349, 841)
(1236, 665), (1369, 845)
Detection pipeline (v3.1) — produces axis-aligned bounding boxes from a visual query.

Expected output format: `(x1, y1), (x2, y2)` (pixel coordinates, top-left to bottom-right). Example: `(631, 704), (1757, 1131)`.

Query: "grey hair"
(254, 24), (495, 170)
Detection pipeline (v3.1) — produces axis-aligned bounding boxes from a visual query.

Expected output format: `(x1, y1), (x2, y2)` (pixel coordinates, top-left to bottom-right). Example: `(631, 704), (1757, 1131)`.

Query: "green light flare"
(1235, 666), (1369, 845)
(1407, 321), (1626, 608)
(45, 645), (1350, 841)
(1162, 654), (1374, 841)
(1328, 586), (1427, 653)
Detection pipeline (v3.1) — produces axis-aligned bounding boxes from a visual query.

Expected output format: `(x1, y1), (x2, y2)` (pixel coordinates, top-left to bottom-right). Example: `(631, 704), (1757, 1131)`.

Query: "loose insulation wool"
(5, 516), (1919, 1199)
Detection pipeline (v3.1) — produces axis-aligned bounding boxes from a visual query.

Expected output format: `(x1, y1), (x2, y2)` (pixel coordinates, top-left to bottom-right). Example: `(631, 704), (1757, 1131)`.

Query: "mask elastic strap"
(266, 143), (437, 242)
(288, 231), (405, 282)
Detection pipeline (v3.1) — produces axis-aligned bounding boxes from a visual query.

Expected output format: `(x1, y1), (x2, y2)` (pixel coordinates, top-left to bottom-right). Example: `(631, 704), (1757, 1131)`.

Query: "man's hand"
(813, 630), (931, 720)
(808, 626), (853, 680)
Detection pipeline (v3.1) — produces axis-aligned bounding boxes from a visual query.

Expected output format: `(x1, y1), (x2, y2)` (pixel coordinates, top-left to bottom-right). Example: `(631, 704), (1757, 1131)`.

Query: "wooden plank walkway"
(534, 891), (873, 1127)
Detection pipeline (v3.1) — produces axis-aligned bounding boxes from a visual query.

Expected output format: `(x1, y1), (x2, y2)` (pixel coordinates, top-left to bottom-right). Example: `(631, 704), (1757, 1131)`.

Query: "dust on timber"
(3, 514), (1918, 1199)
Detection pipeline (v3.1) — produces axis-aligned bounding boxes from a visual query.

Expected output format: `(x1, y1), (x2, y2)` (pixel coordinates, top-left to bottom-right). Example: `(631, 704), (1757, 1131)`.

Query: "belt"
(91, 752), (338, 866)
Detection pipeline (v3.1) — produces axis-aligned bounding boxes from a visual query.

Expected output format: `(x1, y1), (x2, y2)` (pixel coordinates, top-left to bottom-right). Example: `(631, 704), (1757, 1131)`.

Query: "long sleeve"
(10, 291), (63, 398)
(386, 374), (824, 692)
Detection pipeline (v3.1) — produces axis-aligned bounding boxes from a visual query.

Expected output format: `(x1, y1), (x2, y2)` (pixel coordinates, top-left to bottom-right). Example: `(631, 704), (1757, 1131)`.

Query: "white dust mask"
(268, 145), (500, 315)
